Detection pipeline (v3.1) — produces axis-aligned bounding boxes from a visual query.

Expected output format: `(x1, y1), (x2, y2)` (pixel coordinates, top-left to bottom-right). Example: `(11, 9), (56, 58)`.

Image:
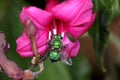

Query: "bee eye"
(53, 35), (62, 40)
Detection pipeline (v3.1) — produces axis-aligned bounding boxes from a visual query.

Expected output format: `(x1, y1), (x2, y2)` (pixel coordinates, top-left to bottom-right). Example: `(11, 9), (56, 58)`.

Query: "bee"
(48, 34), (72, 65)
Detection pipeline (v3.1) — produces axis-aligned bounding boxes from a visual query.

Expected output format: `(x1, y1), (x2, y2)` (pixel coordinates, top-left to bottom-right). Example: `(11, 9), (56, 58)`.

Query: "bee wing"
(60, 50), (72, 65)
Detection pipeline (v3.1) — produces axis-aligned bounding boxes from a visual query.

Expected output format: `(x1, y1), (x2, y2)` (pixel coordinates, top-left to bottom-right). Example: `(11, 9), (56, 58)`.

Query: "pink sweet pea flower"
(16, 0), (96, 58)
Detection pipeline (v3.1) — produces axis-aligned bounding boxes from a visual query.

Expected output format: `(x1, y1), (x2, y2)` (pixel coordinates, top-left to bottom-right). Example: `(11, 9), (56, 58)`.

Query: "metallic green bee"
(40, 35), (62, 62)
(40, 34), (72, 65)
(48, 34), (62, 62)
(48, 34), (72, 65)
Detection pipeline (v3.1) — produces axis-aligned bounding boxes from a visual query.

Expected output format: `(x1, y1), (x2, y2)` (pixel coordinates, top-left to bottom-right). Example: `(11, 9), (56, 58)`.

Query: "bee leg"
(40, 51), (50, 62)
(61, 44), (68, 50)
(47, 40), (52, 48)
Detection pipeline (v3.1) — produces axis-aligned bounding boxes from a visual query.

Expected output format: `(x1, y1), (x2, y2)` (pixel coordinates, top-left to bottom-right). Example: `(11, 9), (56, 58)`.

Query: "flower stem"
(30, 36), (40, 64)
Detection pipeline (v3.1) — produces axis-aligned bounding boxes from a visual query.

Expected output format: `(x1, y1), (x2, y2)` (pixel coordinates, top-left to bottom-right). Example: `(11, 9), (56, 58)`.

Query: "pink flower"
(16, 0), (96, 58)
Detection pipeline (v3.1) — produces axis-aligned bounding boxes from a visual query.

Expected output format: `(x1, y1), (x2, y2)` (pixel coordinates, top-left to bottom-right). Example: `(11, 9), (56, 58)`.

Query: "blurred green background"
(0, 0), (120, 80)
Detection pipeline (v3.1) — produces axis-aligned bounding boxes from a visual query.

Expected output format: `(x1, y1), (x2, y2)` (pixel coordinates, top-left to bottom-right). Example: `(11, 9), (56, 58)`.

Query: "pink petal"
(20, 6), (53, 30)
(52, 0), (93, 26)
(68, 40), (80, 58)
(45, 0), (60, 11)
(16, 30), (49, 58)
(17, 6), (53, 57)
(62, 34), (80, 58)
(68, 12), (96, 39)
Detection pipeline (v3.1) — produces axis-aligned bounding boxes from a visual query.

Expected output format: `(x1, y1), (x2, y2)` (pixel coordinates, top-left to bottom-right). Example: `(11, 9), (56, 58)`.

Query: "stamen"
(60, 22), (65, 38)
(53, 20), (57, 35)
(53, 29), (57, 35)
(48, 31), (52, 40)
(61, 32), (65, 38)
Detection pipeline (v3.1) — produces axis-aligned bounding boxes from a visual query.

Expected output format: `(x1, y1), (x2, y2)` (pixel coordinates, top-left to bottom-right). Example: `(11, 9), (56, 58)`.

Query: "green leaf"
(37, 60), (72, 80)
(90, 0), (109, 70)
(99, 0), (119, 23)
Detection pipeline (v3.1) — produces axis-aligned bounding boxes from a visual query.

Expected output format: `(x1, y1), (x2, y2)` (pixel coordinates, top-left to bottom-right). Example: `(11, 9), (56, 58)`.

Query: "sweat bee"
(40, 33), (72, 65)
(48, 34), (72, 65)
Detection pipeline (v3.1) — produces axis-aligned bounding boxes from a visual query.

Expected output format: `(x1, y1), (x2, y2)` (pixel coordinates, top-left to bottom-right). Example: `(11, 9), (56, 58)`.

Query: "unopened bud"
(25, 20), (37, 38)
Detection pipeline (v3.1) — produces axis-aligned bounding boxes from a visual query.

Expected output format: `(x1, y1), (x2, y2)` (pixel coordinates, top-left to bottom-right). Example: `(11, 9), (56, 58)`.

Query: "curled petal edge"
(62, 34), (80, 58)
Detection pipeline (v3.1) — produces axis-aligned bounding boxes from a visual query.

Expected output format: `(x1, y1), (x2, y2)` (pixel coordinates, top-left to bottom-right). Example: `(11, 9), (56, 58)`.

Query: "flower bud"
(25, 20), (37, 38)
